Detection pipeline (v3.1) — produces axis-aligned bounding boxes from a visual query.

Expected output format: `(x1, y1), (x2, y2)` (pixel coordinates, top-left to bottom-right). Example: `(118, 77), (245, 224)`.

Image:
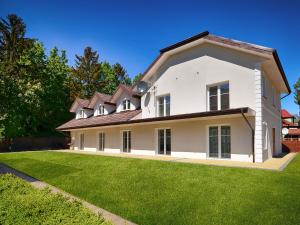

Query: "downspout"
(241, 109), (255, 163)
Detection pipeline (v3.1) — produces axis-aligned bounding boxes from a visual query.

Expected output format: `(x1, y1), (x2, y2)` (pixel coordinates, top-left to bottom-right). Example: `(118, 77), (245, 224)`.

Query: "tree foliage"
(0, 14), (136, 138)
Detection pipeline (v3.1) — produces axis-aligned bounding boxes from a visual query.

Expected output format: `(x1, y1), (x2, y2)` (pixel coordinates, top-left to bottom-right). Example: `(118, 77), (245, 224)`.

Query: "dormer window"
(78, 109), (85, 119)
(98, 104), (105, 115)
(123, 99), (131, 111)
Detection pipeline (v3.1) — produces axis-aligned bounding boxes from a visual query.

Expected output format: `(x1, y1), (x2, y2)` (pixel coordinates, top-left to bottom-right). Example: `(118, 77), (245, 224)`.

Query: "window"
(157, 95), (170, 117)
(78, 109), (85, 119)
(122, 131), (131, 153)
(208, 126), (231, 159)
(98, 105), (105, 115)
(98, 132), (105, 151)
(79, 133), (84, 150)
(122, 99), (131, 110)
(262, 76), (267, 98)
(158, 129), (171, 155)
(208, 83), (229, 111)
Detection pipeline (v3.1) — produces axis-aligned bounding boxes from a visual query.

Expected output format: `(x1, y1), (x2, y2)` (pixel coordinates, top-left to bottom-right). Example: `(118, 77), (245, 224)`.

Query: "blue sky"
(1, 0), (300, 114)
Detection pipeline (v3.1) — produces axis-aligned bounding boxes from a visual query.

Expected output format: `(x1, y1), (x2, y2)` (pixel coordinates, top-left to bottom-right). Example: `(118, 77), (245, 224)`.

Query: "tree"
(0, 14), (34, 63)
(100, 61), (118, 95)
(113, 63), (131, 85)
(294, 79), (300, 106)
(69, 47), (104, 99)
(132, 73), (143, 85)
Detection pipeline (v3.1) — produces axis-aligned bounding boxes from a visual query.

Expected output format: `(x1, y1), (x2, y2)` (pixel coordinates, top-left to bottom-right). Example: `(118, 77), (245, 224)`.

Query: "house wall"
(71, 116), (254, 162)
(261, 68), (282, 160)
(141, 43), (261, 118)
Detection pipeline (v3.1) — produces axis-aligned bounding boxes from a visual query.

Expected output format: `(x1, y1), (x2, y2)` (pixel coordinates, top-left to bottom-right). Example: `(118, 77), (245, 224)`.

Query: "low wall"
(282, 140), (300, 153)
(0, 136), (70, 152)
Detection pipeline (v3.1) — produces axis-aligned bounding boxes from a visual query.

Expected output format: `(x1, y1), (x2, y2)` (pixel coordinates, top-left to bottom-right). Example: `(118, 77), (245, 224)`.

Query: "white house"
(57, 31), (291, 163)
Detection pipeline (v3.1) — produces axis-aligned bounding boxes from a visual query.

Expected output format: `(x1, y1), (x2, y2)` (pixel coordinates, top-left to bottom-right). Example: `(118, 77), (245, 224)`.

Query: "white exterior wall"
(261, 68), (282, 160)
(141, 44), (260, 119)
(70, 116), (254, 162)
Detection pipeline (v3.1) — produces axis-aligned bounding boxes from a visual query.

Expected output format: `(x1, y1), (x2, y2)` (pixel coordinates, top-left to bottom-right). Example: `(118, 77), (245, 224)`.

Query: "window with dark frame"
(208, 83), (229, 111)
(122, 99), (131, 110)
(158, 128), (171, 155)
(98, 132), (105, 151)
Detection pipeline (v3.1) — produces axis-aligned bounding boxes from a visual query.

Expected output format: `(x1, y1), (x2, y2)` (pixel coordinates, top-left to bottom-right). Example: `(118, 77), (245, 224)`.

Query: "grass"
(0, 151), (300, 225)
(0, 173), (111, 225)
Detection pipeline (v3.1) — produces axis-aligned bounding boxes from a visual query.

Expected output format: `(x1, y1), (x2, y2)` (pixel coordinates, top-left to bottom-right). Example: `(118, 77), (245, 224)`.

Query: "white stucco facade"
(62, 34), (290, 163)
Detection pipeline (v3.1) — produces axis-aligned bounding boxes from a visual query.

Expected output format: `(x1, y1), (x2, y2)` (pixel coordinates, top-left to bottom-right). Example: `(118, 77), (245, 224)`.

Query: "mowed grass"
(0, 151), (299, 225)
(0, 173), (110, 225)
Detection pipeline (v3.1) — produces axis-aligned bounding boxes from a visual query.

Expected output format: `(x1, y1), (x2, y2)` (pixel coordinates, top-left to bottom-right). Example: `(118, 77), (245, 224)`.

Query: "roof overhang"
(58, 107), (254, 131)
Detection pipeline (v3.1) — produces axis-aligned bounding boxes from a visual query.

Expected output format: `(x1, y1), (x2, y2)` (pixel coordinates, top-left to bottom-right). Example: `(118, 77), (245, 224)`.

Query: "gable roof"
(110, 84), (140, 103)
(136, 31), (290, 94)
(281, 109), (294, 118)
(87, 92), (112, 109)
(69, 98), (90, 113)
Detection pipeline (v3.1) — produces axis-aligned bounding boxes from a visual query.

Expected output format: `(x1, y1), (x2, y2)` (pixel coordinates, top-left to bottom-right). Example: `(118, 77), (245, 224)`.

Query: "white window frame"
(77, 109), (85, 119)
(98, 104), (105, 115)
(97, 132), (105, 151)
(156, 128), (171, 155)
(122, 99), (131, 111)
(206, 124), (231, 159)
(121, 130), (131, 153)
(207, 82), (229, 111)
(157, 94), (170, 117)
(263, 122), (268, 151)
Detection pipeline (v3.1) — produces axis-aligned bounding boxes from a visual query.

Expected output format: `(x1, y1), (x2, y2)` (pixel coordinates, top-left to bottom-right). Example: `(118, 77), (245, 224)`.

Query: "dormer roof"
(87, 92), (112, 109)
(110, 84), (140, 103)
(69, 98), (90, 113)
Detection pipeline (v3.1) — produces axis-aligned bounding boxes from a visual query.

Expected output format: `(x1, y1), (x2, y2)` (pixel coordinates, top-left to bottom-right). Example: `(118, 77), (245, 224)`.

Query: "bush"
(0, 174), (112, 225)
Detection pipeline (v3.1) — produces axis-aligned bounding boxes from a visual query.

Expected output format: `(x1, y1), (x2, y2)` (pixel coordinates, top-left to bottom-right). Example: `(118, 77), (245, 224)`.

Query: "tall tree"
(0, 14), (33, 63)
(113, 63), (131, 85)
(294, 78), (300, 108)
(70, 47), (103, 99)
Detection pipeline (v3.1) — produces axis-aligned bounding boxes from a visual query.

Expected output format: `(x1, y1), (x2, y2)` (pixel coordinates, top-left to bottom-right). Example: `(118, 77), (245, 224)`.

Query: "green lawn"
(0, 173), (110, 225)
(0, 151), (299, 225)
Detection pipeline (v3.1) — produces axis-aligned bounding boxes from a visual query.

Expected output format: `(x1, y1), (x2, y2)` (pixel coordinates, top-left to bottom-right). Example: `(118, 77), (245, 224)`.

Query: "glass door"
(158, 129), (171, 155)
(122, 131), (131, 153)
(209, 126), (231, 159)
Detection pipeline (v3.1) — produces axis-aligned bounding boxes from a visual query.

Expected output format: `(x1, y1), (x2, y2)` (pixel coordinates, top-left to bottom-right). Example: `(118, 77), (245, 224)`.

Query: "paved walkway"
(0, 163), (136, 225)
(55, 150), (297, 171)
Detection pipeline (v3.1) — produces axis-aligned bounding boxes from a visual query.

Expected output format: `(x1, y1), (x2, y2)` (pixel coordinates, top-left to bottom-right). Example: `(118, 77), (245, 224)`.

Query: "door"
(122, 131), (131, 153)
(209, 126), (231, 159)
(98, 132), (105, 151)
(272, 128), (275, 156)
(79, 133), (84, 150)
(157, 129), (171, 155)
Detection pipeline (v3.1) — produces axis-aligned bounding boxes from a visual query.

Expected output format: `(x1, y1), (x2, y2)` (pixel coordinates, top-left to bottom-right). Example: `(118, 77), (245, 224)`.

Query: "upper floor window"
(158, 95), (170, 117)
(98, 104), (105, 115)
(123, 99), (131, 111)
(208, 83), (229, 111)
(78, 109), (85, 119)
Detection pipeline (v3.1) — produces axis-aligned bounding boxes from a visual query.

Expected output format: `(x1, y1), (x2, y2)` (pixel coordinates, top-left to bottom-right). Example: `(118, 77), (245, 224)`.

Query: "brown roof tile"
(57, 110), (142, 130)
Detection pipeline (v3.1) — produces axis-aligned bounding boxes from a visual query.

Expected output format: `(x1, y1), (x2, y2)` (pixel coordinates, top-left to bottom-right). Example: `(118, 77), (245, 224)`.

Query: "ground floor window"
(158, 128), (171, 155)
(122, 131), (131, 153)
(209, 126), (231, 158)
(98, 132), (105, 151)
(79, 133), (84, 150)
